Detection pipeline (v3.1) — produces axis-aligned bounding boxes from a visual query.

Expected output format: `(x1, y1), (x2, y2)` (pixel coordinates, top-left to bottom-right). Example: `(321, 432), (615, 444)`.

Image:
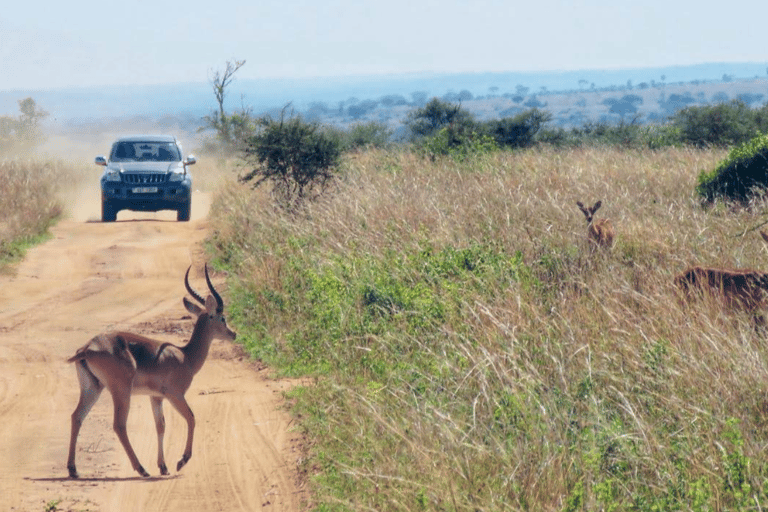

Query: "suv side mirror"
(95, 155), (107, 166)
(184, 155), (196, 166)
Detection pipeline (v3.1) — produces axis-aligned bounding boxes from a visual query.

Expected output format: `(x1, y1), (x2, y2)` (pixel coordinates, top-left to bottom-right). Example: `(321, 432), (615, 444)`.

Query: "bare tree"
(204, 59), (246, 149)
(211, 60), (246, 120)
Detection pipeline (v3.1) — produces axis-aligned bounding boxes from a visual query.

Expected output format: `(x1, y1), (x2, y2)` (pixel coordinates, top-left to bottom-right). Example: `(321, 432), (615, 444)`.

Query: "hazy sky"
(1, 0), (766, 92)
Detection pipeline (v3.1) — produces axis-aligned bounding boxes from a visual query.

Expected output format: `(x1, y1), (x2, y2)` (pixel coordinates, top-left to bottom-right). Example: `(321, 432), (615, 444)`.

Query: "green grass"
(0, 230), (55, 269)
(207, 146), (768, 510)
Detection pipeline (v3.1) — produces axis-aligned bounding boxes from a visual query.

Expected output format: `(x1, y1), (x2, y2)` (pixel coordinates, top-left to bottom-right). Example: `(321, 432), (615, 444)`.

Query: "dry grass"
(210, 145), (768, 510)
(0, 158), (88, 270)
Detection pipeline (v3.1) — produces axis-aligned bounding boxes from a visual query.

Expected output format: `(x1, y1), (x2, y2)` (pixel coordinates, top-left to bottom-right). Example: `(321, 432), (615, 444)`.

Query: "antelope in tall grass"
(674, 231), (768, 320)
(576, 200), (614, 248)
(66, 264), (236, 478)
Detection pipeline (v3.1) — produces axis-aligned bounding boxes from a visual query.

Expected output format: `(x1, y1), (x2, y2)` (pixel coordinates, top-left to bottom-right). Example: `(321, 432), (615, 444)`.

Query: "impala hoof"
(159, 463), (169, 476)
(176, 454), (190, 472)
(68, 465), (79, 479)
(137, 465), (150, 478)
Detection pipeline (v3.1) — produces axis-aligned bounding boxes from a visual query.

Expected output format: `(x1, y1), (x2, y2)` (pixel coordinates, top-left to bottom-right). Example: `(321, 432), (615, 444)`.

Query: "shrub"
(405, 98), (476, 140)
(696, 132), (768, 202)
(420, 125), (497, 159)
(339, 122), (392, 151)
(481, 108), (551, 148)
(672, 100), (760, 147)
(240, 110), (342, 208)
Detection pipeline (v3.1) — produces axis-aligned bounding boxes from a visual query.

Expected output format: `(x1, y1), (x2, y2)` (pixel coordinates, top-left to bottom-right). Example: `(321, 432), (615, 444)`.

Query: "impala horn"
(184, 265), (205, 305)
(204, 264), (224, 313)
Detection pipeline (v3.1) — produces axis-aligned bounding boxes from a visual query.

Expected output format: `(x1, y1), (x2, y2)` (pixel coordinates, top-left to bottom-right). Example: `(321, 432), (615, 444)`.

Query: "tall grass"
(0, 159), (80, 269)
(209, 146), (768, 510)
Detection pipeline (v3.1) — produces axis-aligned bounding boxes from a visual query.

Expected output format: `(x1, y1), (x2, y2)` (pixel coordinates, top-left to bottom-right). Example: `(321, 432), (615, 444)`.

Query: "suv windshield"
(111, 141), (181, 162)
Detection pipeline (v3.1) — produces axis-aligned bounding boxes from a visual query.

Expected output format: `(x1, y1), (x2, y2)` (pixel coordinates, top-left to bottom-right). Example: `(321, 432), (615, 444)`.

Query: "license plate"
(132, 187), (158, 193)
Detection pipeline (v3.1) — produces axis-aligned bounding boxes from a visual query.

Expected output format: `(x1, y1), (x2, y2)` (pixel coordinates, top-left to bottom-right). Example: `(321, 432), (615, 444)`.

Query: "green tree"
(339, 122), (392, 150)
(240, 109), (342, 208)
(405, 98), (476, 139)
(482, 109), (552, 148)
(671, 100), (758, 147)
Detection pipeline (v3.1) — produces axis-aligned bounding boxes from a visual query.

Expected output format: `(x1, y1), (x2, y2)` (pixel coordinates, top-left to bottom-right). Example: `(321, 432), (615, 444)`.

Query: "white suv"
(95, 135), (195, 222)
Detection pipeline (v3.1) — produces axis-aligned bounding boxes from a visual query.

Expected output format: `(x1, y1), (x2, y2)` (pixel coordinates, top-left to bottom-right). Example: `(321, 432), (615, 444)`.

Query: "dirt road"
(0, 188), (304, 511)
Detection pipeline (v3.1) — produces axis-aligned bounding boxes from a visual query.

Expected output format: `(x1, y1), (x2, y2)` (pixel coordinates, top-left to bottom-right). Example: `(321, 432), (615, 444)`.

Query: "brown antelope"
(66, 264), (236, 479)
(674, 231), (768, 318)
(576, 200), (614, 248)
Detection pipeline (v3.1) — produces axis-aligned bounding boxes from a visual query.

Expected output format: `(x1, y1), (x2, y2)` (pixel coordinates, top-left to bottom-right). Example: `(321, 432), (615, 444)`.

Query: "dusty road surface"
(0, 189), (304, 511)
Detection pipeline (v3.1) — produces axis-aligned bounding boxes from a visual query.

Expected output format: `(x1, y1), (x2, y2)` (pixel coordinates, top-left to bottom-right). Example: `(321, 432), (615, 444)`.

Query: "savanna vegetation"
(0, 159), (79, 270)
(6, 79), (768, 508)
(207, 144), (768, 510)
(0, 97), (49, 154)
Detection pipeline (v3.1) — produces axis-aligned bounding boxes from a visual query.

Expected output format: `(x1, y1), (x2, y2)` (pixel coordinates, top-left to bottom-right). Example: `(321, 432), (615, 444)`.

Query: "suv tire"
(102, 200), (117, 222)
(177, 200), (191, 222)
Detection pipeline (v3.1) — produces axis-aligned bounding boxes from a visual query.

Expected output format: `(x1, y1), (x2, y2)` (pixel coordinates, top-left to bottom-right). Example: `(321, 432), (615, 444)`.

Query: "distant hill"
(2, 62), (766, 145)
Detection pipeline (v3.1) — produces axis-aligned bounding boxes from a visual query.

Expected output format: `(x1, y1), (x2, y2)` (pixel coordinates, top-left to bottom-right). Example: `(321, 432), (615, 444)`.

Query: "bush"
(696, 132), (768, 202)
(480, 108), (551, 149)
(539, 121), (682, 149)
(240, 111), (342, 208)
(405, 98), (476, 139)
(420, 125), (497, 159)
(339, 122), (392, 151)
(672, 100), (761, 147)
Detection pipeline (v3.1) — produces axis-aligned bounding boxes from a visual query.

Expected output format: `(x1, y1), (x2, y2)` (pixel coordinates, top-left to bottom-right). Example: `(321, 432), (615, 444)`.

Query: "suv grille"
(122, 173), (167, 184)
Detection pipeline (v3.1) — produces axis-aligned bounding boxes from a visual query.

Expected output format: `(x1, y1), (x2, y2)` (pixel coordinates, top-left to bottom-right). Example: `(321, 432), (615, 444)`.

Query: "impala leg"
(109, 387), (149, 477)
(167, 395), (195, 471)
(67, 362), (104, 479)
(150, 396), (169, 475)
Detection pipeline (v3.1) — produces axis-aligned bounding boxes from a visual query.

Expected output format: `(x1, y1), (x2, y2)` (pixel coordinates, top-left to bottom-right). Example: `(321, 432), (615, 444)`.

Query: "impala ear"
(183, 296), (204, 316)
(205, 294), (218, 313)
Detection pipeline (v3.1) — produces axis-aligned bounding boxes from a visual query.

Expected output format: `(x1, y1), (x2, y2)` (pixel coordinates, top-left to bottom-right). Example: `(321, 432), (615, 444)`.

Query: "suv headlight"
(169, 169), (186, 182)
(104, 169), (121, 182)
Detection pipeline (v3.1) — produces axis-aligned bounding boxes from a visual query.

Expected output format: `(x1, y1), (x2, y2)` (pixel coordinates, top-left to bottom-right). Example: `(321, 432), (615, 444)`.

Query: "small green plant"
(719, 418), (753, 505)
(43, 499), (61, 512)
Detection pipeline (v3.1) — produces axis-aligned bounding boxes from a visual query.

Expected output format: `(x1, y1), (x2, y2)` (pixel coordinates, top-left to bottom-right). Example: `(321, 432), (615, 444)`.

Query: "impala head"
(183, 264), (237, 342)
(576, 200), (602, 225)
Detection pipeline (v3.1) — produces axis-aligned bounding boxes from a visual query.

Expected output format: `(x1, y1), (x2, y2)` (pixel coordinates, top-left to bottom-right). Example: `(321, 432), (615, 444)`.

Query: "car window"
(112, 142), (137, 161)
(156, 143), (181, 161)
(111, 141), (181, 162)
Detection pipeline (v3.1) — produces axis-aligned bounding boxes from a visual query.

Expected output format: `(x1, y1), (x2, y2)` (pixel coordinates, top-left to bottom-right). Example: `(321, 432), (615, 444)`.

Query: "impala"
(674, 266), (768, 312)
(576, 200), (615, 249)
(674, 231), (768, 318)
(66, 264), (236, 478)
